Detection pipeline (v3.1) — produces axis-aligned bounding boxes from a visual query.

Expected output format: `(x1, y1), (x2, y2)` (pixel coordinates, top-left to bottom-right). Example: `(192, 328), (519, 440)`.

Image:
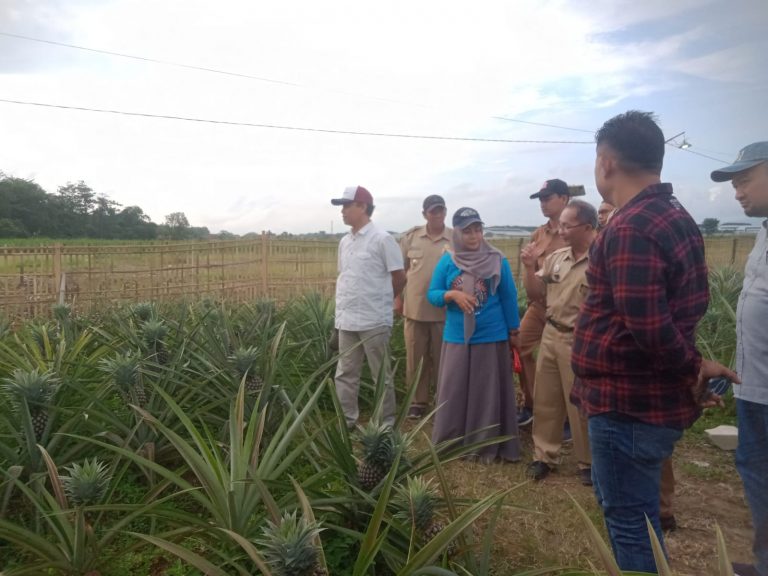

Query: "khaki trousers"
(334, 326), (396, 427)
(404, 318), (444, 408)
(660, 458), (675, 519)
(519, 301), (546, 409)
(532, 325), (591, 469)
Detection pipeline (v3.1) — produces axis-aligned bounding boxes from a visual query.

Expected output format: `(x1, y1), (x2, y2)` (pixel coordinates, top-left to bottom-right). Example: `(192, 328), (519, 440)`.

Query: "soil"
(406, 420), (754, 575)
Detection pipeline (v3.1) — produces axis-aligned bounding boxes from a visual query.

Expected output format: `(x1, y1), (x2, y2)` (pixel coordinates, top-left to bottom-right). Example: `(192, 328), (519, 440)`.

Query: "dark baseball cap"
(530, 178), (570, 199)
(331, 185), (374, 205)
(423, 194), (446, 211)
(711, 142), (768, 182)
(452, 207), (483, 229)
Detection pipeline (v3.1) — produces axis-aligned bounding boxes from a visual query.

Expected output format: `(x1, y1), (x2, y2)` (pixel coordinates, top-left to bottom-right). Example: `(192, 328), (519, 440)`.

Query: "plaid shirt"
(570, 183), (709, 429)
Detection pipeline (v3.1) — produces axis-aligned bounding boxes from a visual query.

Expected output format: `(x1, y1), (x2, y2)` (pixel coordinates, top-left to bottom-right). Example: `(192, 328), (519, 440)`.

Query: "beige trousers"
(531, 325), (591, 469)
(404, 318), (444, 408)
(660, 458), (675, 519)
(334, 326), (396, 427)
(518, 301), (546, 409)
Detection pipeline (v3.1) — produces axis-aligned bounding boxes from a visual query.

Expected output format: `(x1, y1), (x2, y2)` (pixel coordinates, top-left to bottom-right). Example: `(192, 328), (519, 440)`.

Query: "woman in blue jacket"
(428, 207), (521, 463)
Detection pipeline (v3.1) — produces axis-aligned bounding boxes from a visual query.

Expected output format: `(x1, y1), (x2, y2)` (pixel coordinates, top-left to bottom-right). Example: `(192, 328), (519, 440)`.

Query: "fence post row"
(0, 235), (753, 319)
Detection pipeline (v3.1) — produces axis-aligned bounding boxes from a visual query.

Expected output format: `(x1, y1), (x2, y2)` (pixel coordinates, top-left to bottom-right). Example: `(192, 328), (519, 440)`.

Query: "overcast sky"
(1, 0), (767, 234)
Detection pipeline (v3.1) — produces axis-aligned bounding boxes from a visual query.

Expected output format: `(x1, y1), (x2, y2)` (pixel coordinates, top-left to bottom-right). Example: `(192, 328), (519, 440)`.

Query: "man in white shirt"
(332, 185), (406, 428)
(711, 142), (768, 576)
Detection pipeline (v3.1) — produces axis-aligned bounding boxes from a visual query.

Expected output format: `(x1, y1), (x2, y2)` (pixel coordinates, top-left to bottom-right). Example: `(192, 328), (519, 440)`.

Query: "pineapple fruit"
(257, 511), (327, 576)
(142, 319), (169, 364)
(1, 368), (58, 441)
(393, 476), (457, 557)
(61, 457), (111, 507)
(99, 352), (145, 407)
(229, 346), (264, 394)
(357, 422), (397, 491)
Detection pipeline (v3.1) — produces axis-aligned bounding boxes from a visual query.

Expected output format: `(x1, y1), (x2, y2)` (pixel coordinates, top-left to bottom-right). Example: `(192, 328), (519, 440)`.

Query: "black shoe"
(660, 515), (677, 532)
(407, 406), (425, 420)
(732, 562), (761, 576)
(580, 467), (593, 486)
(526, 460), (551, 481)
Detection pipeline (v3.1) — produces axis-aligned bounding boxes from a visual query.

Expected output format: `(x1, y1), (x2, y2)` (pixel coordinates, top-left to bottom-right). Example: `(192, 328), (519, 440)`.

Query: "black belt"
(546, 317), (574, 333)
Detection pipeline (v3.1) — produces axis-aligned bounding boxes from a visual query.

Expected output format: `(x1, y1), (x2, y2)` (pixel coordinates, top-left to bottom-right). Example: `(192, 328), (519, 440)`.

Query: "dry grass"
(403, 420), (754, 575)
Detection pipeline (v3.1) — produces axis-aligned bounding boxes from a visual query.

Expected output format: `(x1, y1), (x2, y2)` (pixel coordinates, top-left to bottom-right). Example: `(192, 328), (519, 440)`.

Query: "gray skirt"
(431, 340), (520, 462)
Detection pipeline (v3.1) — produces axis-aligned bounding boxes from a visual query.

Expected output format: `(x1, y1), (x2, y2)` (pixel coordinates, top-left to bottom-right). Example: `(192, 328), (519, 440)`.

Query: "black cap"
(423, 194), (446, 211)
(530, 178), (570, 199)
(452, 207), (483, 229)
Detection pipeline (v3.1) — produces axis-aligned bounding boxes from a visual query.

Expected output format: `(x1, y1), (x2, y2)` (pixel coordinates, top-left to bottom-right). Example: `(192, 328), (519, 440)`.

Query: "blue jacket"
(428, 252), (520, 344)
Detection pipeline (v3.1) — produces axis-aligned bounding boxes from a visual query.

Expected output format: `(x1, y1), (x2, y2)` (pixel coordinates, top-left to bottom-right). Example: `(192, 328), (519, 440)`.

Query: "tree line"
(0, 173), (209, 240)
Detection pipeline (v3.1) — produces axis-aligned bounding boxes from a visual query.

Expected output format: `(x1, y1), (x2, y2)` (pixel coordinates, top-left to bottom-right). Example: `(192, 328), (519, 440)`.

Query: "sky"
(1, 0), (767, 235)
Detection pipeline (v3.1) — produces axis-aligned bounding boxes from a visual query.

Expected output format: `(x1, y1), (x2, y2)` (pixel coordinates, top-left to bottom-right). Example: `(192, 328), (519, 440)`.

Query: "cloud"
(0, 0), (765, 234)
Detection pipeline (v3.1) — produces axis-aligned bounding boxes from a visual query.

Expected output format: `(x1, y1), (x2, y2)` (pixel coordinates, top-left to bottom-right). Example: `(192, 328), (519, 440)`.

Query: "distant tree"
(188, 226), (210, 240)
(89, 195), (122, 238)
(0, 217), (29, 237)
(118, 206), (156, 239)
(165, 212), (190, 240)
(216, 230), (237, 239)
(701, 218), (720, 236)
(58, 181), (96, 215)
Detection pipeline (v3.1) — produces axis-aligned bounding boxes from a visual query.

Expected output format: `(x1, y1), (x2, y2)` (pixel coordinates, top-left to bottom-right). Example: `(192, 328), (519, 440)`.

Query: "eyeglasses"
(558, 222), (589, 231)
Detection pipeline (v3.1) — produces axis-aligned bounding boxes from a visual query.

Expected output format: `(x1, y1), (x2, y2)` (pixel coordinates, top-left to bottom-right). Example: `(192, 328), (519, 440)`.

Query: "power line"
(492, 115), (594, 134)
(667, 144), (728, 164)
(0, 30), (597, 134)
(0, 31), (732, 158)
(0, 98), (594, 144)
(0, 31), (300, 87)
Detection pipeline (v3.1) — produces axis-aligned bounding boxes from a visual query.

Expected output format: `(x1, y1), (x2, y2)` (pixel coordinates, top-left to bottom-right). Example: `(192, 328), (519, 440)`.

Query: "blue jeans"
(736, 399), (768, 576)
(589, 414), (683, 574)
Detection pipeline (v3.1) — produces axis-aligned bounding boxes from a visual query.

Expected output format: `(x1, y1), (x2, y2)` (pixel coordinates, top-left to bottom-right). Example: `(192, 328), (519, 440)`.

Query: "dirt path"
(411, 422), (754, 575)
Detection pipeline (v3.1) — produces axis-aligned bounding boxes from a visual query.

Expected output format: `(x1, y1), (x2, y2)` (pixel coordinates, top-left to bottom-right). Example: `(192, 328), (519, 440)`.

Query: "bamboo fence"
(0, 234), (755, 319)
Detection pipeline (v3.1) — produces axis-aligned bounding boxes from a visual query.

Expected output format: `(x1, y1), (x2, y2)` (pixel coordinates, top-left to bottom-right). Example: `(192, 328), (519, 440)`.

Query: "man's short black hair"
(566, 199), (598, 229)
(595, 110), (665, 175)
(365, 203), (375, 217)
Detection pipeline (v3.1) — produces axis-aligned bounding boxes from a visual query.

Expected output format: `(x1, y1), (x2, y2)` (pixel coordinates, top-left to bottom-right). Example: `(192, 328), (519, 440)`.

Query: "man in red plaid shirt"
(571, 111), (737, 573)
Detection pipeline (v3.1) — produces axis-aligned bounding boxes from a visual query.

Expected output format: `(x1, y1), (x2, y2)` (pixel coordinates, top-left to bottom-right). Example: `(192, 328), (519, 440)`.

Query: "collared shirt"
(537, 246), (589, 330)
(527, 222), (566, 305)
(335, 221), (404, 331)
(571, 183), (709, 429)
(400, 224), (452, 322)
(735, 220), (768, 405)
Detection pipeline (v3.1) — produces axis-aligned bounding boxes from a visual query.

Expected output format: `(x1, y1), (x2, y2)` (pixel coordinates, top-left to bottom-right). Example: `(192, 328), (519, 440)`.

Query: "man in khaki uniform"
(395, 194), (453, 419)
(517, 179), (570, 425)
(523, 199), (596, 484)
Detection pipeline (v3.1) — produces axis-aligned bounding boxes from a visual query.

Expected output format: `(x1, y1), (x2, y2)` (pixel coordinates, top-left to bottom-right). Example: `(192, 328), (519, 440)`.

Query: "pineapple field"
(0, 269), (753, 575)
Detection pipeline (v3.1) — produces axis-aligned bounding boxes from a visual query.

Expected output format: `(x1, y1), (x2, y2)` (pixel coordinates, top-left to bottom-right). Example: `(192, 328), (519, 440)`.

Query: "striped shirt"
(570, 183), (709, 429)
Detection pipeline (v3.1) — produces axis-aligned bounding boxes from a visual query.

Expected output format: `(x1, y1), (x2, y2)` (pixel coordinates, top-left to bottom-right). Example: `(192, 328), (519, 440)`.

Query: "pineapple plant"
(257, 511), (327, 576)
(52, 303), (71, 323)
(61, 457), (111, 507)
(357, 422), (397, 491)
(229, 346), (264, 394)
(29, 321), (59, 354)
(1, 368), (59, 441)
(131, 302), (156, 322)
(142, 319), (169, 364)
(393, 476), (457, 556)
(99, 352), (145, 407)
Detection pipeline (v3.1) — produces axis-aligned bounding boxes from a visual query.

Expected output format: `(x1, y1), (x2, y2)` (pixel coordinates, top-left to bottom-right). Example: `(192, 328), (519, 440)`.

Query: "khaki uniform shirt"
(536, 246), (589, 329)
(527, 222), (566, 306)
(400, 225), (453, 321)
